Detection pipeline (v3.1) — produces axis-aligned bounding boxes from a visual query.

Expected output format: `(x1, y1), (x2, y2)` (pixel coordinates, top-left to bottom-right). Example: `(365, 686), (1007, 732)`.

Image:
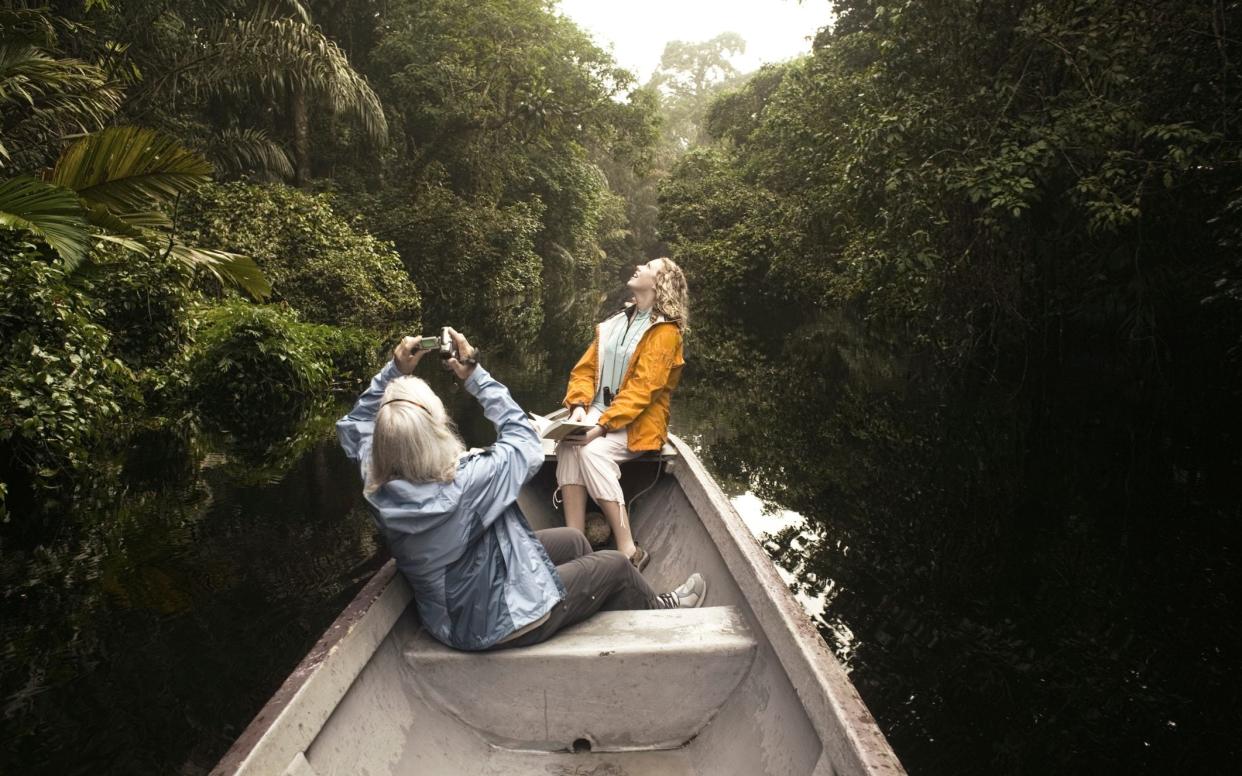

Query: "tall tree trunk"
(290, 85), (310, 186)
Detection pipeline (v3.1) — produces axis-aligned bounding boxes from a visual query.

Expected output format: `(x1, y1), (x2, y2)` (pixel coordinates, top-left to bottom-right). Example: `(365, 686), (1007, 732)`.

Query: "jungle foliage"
(662, 1), (1242, 772)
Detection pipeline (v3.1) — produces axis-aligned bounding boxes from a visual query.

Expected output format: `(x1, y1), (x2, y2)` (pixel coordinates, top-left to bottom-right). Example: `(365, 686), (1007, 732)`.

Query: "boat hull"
(211, 435), (905, 776)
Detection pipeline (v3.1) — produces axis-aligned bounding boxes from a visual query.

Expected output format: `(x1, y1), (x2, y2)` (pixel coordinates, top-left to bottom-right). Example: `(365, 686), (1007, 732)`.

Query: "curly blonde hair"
(652, 257), (689, 330)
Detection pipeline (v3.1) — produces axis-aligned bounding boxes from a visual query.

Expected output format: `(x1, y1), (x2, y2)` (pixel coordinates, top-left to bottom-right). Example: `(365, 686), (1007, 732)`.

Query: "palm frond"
(208, 15), (388, 145)
(49, 126), (212, 212)
(253, 0), (312, 25)
(0, 6), (79, 48)
(84, 203), (271, 300)
(170, 243), (272, 300)
(84, 203), (173, 236)
(202, 127), (294, 180)
(113, 209), (174, 231)
(0, 175), (92, 265)
(0, 44), (121, 167)
(93, 232), (150, 254)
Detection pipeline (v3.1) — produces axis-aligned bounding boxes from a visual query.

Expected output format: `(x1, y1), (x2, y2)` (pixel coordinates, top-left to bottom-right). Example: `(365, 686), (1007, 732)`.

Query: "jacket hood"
(366, 457), (478, 534)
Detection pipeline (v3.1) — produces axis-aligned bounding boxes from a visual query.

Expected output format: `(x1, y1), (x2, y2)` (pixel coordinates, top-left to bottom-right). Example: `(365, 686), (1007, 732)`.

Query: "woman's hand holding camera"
(394, 336), (430, 375)
(444, 327), (477, 380)
(394, 328), (476, 378)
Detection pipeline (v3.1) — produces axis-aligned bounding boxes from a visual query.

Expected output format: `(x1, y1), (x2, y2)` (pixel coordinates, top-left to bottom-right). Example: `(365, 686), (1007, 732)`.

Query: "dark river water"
(1, 357), (1237, 774)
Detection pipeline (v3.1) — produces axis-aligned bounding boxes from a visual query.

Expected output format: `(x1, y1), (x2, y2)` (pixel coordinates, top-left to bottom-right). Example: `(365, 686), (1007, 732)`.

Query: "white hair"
(366, 376), (465, 491)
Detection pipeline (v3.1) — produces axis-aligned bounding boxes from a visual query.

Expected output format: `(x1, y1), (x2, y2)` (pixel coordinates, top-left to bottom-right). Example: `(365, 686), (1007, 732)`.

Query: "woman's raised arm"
(336, 337), (428, 476)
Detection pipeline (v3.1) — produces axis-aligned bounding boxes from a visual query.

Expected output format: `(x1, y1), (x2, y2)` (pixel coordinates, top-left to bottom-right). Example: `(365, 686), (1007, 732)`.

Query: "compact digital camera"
(438, 327), (460, 360)
(413, 328), (463, 361)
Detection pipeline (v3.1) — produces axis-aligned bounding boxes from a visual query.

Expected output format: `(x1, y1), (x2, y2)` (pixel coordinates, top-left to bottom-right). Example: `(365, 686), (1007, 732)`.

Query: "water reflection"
(716, 491), (830, 616)
(6, 350), (1232, 775)
(0, 403), (383, 774)
(675, 343), (1242, 776)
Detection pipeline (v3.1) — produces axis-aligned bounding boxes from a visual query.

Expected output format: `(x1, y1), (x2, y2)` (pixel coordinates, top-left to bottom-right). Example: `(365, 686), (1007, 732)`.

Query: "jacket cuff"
(382, 359), (404, 379)
(464, 364), (491, 395)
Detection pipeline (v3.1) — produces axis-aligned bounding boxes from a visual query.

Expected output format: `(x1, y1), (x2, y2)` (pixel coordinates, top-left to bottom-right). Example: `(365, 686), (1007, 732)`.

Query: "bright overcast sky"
(556, 0), (836, 83)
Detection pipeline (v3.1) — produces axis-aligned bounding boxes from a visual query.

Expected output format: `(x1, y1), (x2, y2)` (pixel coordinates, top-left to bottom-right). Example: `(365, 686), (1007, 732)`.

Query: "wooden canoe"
(211, 434), (906, 776)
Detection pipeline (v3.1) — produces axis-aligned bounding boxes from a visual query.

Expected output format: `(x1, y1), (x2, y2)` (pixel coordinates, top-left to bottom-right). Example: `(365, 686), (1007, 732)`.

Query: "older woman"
(558, 257), (689, 571)
(336, 329), (705, 651)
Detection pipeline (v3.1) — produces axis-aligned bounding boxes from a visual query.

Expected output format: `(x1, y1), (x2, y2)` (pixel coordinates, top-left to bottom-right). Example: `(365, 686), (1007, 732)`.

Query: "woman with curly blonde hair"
(558, 257), (690, 571)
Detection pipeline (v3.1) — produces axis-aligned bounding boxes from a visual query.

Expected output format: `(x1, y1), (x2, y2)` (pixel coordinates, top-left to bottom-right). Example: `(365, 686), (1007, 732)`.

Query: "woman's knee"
(579, 451), (622, 488)
(589, 550), (650, 607)
(594, 549), (633, 578)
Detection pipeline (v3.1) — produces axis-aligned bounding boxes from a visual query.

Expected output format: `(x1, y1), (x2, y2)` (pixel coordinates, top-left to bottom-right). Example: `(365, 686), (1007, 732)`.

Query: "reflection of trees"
(679, 308), (1242, 774)
(200, 399), (345, 487)
(0, 410), (382, 773)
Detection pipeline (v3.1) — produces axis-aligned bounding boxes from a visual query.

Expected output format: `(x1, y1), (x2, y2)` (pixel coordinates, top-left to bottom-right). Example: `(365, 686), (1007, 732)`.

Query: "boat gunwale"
(666, 435), (906, 776)
(209, 559), (410, 776)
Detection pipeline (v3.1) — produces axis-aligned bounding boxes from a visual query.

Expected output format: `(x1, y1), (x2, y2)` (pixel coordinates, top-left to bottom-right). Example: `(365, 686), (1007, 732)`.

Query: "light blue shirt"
(592, 306), (653, 413)
(336, 361), (563, 650)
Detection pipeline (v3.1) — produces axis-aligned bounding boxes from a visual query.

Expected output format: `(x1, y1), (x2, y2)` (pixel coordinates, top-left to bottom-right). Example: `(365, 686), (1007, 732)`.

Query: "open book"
(530, 413), (595, 441)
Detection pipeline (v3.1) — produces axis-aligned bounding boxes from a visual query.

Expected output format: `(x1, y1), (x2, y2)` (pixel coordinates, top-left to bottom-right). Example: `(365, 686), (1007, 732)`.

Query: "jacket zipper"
(592, 321), (603, 401)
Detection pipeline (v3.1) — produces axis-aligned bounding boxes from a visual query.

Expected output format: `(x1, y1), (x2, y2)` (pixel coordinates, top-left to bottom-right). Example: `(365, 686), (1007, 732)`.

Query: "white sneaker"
(654, 573), (707, 609)
(673, 572), (702, 598)
(677, 573), (707, 608)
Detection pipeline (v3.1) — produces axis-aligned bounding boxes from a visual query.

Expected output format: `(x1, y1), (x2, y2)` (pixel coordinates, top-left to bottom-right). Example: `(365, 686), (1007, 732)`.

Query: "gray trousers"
(495, 527), (658, 649)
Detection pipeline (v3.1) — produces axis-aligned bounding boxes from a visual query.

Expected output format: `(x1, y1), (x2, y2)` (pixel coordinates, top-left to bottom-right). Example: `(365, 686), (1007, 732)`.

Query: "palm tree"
(203, 1), (388, 186)
(201, 127), (295, 182)
(0, 37), (122, 171)
(0, 9), (270, 298)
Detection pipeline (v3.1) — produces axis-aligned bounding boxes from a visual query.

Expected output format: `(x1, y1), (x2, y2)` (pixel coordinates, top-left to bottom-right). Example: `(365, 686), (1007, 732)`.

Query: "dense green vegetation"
(1, 2), (657, 770)
(663, 0), (1242, 772)
(1, 0), (658, 521)
(5, 0), (1241, 773)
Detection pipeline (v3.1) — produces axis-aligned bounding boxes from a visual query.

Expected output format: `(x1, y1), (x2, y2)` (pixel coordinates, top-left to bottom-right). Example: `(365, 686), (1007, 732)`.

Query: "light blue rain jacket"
(336, 361), (565, 651)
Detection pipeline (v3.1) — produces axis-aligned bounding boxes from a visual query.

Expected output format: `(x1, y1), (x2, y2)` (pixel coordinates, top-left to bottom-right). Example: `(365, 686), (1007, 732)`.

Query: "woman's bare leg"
(561, 484), (588, 533)
(598, 499), (636, 558)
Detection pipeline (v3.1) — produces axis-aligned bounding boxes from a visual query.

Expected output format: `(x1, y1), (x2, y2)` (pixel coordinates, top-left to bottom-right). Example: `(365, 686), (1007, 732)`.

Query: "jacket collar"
(620, 300), (677, 327)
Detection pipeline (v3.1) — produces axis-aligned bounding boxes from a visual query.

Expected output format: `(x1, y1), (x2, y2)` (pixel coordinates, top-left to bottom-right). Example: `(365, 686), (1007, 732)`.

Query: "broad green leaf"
(93, 232), (150, 254)
(0, 175), (91, 265)
(50, 126), (212, 212)
(170, 243), (273, 300)
(84, 204), (172, 236)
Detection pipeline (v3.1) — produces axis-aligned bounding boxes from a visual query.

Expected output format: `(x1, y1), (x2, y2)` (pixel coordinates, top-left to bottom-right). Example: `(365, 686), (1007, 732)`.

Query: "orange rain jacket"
(562, 306), (685, 453)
